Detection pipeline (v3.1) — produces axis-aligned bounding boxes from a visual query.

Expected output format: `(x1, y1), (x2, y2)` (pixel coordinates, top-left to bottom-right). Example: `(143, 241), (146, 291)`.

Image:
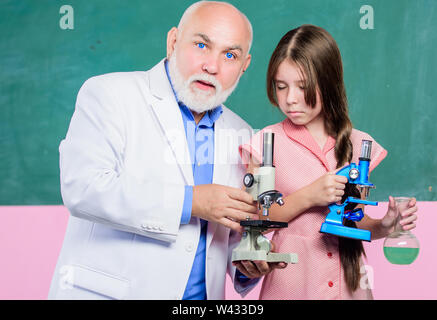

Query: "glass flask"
(383, 197), (420, 265)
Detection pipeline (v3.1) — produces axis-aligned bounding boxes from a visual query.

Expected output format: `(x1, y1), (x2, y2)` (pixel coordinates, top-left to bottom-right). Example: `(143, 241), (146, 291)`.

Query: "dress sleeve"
(238, 129), (265, 169)
(350, 130), (388, 173)
(368, 139), (387, 173)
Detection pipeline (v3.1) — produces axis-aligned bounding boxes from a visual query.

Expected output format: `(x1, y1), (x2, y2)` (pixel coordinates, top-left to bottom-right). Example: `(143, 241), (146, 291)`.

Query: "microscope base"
(232, 251), (298, 264)
(320, 222), (371, 242)
(231, 220), (298, 264)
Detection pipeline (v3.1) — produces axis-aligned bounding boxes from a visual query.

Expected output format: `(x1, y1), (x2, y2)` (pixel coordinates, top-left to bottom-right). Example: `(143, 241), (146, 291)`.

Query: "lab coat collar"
(149, 58), (174, 100)
(282, 118), (336, 171)
(147, 59), (194, 186)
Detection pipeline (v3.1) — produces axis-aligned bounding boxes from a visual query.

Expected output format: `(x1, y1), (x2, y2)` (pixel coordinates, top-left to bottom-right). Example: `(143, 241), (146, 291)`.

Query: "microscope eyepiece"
(359, 140), (372, 161)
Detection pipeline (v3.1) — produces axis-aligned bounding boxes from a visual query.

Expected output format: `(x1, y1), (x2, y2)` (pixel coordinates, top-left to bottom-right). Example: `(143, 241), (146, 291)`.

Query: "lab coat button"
(145, 224), (152, 230)
(153, 225), (159, 230)
(159, 225), (165, 231)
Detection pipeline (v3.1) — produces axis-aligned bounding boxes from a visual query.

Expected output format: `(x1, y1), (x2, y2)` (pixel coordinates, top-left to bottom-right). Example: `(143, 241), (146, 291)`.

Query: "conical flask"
(383, 197), (419, 265)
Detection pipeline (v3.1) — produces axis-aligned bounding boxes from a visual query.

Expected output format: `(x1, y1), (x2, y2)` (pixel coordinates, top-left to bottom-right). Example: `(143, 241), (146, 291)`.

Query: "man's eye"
(197, 43), (206, 49)
(225, 52), (235, 59)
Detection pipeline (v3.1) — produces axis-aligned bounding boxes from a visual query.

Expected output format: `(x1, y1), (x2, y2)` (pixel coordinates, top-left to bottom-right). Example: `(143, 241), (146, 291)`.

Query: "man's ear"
(166, 27), (178, 59)
(242, 53), (252, 74)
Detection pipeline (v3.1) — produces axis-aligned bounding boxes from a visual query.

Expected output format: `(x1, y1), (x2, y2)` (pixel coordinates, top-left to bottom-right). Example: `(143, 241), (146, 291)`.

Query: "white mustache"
(189, 74), (221, 91)
(168, 51), (239, 113)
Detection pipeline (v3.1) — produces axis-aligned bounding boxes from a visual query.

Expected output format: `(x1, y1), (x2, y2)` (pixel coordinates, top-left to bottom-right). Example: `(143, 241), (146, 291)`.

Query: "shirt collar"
(164, 59), (223, 127)
(282, 118), (336, 170)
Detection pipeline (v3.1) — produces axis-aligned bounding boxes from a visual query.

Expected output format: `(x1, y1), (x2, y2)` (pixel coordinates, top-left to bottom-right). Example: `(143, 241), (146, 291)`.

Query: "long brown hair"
(266, 24), (364, 292)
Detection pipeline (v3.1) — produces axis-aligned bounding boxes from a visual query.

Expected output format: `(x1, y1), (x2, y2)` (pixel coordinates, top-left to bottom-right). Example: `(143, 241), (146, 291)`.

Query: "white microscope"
(232, 132), (298, 264)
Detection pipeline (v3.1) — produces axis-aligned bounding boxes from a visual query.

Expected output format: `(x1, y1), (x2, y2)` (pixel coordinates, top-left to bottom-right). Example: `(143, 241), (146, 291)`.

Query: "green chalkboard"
(1, 0), (436, 204)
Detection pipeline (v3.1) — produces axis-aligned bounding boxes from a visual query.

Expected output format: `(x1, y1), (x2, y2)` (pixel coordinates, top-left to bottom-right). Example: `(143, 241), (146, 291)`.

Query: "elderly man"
(48, 1), (285, 300)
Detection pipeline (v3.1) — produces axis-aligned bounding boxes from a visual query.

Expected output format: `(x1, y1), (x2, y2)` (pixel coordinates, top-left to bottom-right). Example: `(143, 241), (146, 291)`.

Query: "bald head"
(177, 1), (253, 54)
(165, 1), (253, 113)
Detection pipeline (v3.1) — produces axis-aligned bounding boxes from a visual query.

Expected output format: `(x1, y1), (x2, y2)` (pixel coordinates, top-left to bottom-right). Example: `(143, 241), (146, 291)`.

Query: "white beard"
(168, 52), (240, 113)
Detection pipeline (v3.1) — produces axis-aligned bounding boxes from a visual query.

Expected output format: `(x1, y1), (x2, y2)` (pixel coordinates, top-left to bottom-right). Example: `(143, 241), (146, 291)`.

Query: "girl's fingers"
(336, 183), (346, 190)
(400, 206), (418, 218)
(398, 200), (418, 231)
(334, 175), (348, 184)
(402, 222), (416, 231)
(408, 197), (417, 207)
(400, 214), (417, 226)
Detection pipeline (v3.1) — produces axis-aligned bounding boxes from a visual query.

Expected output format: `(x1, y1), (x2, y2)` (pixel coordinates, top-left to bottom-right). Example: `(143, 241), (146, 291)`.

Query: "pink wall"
(0, 206), (69, 300)
(0, 203), (435, 300)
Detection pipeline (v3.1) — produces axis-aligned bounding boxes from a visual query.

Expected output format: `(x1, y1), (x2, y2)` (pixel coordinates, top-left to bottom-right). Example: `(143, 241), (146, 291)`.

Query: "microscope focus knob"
(349, 168), (360, 180)
(243, 173), (255, 188)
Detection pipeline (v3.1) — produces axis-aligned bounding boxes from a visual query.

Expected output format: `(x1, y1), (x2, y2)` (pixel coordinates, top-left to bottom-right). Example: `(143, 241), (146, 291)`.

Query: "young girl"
(239, 25), (418, 299)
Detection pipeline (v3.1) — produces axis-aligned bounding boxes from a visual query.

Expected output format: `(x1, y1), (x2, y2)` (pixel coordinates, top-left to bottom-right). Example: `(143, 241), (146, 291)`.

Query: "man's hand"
(232, 260), (287, 278)
(192, 184), (259, 232)
(231, 240), (288, 278)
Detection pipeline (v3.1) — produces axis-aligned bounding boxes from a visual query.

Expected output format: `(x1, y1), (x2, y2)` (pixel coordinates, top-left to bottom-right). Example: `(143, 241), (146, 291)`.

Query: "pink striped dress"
(239, 118), (387, 300)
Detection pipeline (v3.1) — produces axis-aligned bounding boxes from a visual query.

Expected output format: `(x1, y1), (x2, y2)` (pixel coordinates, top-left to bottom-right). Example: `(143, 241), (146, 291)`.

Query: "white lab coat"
(48, 59), (256, 300)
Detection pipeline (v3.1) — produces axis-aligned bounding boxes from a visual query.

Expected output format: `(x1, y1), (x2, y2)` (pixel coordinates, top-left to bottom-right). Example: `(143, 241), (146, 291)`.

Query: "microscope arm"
(345, 196), (378, 206)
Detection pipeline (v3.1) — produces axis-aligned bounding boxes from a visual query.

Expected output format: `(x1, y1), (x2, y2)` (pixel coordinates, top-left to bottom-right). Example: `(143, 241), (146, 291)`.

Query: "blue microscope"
(320, 140), (377, 242)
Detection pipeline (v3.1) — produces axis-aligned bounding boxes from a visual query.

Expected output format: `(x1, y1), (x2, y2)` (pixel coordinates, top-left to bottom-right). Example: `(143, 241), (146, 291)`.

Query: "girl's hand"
(306, 170), (348, 207)
(381, 196), (418, 234)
